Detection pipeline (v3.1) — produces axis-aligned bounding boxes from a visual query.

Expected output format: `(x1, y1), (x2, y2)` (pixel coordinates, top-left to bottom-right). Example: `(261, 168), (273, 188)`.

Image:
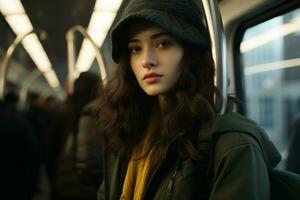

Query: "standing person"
(96, 0), (281, 199)
(48, 71), (100, 200)
(0, 100), (40, 200)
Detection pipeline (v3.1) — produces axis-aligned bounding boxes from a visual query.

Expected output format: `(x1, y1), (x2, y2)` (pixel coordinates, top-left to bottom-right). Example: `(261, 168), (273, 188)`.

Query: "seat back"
(270, 168), (300, 200)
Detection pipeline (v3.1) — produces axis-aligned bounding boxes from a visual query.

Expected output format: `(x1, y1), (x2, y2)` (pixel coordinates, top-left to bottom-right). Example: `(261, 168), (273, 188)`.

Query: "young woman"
(96, 0), (281, 199)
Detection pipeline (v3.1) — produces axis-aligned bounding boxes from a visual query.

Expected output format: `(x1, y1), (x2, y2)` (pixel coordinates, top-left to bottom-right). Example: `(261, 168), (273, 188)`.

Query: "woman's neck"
(158, 95), (166, 111)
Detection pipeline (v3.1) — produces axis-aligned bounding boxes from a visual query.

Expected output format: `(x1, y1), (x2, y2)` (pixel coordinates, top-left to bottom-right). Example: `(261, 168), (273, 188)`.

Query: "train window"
(239, 7), (300, 166)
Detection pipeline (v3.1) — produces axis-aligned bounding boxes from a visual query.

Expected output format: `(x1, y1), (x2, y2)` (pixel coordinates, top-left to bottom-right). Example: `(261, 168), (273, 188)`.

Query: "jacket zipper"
(143, 146), (177, 199)
(164, 159), (180, 200)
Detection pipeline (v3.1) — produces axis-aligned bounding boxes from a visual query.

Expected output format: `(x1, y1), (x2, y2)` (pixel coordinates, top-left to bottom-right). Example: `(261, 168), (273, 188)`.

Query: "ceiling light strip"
(0, 0), (24, 15)
(21, 33), (52, 72)
(75, 0), (123, 72)
(44, 69), (60, 88)
(0, 0), (61, 88)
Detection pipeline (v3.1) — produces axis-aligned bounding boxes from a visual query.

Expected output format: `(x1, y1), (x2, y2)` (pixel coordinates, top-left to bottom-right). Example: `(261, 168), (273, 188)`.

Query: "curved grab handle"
(66, 25), (107, 94)
(0, 31), (34, 100)
(17, 69), (42, 110)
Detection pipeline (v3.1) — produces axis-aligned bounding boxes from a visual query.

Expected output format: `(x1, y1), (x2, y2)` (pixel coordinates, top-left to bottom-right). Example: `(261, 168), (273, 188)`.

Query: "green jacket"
(97, 112), (281, 200)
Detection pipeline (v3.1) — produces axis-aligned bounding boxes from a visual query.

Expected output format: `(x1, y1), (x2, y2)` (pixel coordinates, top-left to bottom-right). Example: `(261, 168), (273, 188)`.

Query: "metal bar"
(66, 25), (107, 95)
(66, 30), (76, 94)
(202, 0), (228, 115)
(0, 31), (34, 100)
(17, 69), (42, 110)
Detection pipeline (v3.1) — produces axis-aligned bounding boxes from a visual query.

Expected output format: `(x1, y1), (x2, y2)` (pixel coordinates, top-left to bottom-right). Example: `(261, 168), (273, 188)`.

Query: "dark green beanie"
(111, 0), (211, 63)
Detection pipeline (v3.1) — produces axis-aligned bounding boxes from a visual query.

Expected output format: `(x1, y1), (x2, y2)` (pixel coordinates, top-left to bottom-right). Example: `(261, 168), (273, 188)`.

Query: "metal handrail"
(202, 0), (228, 115)
(66, 25), (107, 95)
(17, 69), (42, 110)
(0, 31), (34, 100)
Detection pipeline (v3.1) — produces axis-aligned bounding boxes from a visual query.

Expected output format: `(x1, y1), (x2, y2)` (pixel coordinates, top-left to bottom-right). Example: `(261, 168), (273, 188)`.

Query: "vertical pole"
(202, 0), (228, 114)
(66, 25), (107, 89)
(66, 31), (75, 95)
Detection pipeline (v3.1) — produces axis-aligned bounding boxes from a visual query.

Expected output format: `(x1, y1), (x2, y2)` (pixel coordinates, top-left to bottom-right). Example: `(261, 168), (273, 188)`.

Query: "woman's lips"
(143, 73), (163, 83)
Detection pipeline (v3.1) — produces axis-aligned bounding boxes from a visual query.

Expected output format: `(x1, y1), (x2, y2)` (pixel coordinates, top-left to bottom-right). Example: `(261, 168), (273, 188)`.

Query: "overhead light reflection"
(76, 42), (98, 72)
(44, 69), (60, 88)
(5, 14), (33, 36)
(88, 11), (116, 40)
(76, 0), (123, 72)
(95, 0), (123, 11)
(21, 33), (52, 72)
(0, 0), (62, 89)
(0, 0), (24, 15)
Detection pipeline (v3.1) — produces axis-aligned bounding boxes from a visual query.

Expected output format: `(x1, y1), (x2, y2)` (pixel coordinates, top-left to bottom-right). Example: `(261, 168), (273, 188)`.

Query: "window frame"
(232, 0), (300, 113)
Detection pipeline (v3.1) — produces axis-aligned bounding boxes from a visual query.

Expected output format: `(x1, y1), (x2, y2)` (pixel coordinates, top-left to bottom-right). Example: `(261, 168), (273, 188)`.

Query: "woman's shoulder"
(212, 112), (281, 169)
(213, 112), (264, 150)
(214, 112), (263, 134)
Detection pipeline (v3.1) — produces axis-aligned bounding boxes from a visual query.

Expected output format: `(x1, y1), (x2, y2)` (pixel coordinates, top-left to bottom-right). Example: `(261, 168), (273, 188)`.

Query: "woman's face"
(128, 23), (184, 96)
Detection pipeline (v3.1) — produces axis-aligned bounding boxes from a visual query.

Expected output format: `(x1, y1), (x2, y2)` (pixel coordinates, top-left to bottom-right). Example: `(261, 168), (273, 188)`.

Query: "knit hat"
(111, 0), (211, 63)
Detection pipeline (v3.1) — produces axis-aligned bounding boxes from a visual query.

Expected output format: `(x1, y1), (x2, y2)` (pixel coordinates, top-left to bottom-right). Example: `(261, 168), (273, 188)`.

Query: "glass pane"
(240, 7), (300, 169)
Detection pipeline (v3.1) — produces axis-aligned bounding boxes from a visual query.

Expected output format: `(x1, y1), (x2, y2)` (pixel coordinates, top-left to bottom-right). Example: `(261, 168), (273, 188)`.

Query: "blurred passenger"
(95, 0), (281, 199)
(4, 91), (19, 112)
(286, 113), (300, 174)
(26, 93), (49, 167)
(76, 100), (104, 200)
(25, 93), (53, 200)
(45, 96), (63, 111)
(48, 71), (100, 200)
(0, 100), (40, 200)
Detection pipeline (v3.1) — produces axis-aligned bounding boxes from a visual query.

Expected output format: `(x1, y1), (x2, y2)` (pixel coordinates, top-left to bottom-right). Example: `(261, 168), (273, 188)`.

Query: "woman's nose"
(142, 48), (158, 68)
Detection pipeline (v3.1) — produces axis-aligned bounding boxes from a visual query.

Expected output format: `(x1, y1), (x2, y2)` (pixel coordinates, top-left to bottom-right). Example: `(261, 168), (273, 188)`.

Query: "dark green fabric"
(97, 112), (282, 199)
(269, 168), (300, 200)
(110, 0), (210, 63)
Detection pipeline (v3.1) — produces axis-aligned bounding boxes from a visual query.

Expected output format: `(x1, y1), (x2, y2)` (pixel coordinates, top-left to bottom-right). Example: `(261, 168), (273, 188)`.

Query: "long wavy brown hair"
(96, 42), (220, 160)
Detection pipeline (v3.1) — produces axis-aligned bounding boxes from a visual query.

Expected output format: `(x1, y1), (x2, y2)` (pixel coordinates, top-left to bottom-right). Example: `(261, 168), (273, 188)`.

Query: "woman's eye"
(129, 47), (141, 54)
(158, 41), (172, 48)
